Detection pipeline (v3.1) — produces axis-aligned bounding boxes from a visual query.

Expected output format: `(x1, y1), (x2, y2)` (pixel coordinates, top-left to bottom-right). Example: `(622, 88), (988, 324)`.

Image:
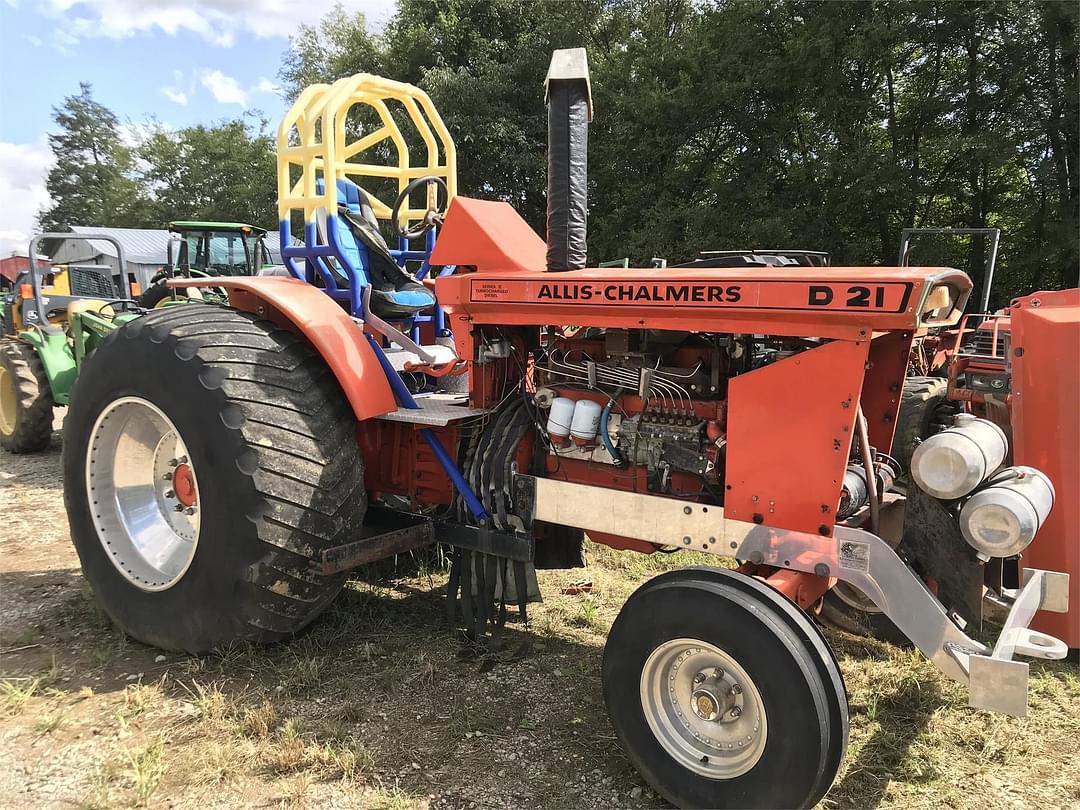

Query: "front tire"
(0, 340), (54, 453)
(603, 567), (848, 809)
(63, 306), (366, 652)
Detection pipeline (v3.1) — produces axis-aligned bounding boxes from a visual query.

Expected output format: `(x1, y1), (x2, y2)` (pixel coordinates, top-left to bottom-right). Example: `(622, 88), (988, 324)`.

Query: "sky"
(0, 0), (396, 256)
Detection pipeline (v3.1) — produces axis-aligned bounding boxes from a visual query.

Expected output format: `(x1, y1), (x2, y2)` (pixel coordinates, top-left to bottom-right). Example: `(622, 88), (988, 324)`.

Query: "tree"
(275, 0), (1080, 299)
(137, 118), (277, 227)
(39, 83), (148, 231)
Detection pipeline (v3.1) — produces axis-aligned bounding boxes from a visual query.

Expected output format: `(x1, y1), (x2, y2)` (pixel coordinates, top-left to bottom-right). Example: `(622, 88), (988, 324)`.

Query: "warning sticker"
(838, 540), (870, 572)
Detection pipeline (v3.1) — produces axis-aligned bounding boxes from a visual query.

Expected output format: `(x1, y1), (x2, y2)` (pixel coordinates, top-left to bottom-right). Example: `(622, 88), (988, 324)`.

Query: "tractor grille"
(69, 266), (116, 299)
(962, 327), (1008, 358)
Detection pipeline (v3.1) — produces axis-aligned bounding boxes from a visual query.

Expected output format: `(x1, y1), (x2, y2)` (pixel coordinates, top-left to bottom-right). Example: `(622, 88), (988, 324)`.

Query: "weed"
(34, 710), (63, 734)
(126, 741), (164, 806)
(569, 596), (603, 631)
(191, 739), (254, 785)
(277, 772), (311, 808)
(185, 680), (230, 727)
(282, 716), (305, 741)
(123, 678), (164, 719)
(240, 699), (279, 739)
(0, 677), (40, 714)
(368, 786), (419, 810)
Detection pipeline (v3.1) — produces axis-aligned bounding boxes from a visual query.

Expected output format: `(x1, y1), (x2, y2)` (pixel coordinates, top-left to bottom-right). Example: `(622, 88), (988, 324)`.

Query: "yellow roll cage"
(276, 74), (458, 229)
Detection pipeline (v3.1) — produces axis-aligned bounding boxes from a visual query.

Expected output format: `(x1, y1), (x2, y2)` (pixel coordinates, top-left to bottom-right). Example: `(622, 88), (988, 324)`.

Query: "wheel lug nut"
(713, 668), (724, 679)
(185, 507), (197, 515)
(163, 472), (173, 481)
(730, 683), (742, 696)
(164, 489), (175, 498)
(693, 673), (706, 685)
(729, 706), (741, 718)
(174, 504), (185, 512)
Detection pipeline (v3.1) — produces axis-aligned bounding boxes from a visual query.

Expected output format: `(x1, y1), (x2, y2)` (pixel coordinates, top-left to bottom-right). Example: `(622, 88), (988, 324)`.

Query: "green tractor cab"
(139, 221), (279, 307)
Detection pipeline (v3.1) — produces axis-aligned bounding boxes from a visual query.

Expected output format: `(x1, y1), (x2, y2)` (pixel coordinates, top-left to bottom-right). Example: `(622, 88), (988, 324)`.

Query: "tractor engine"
(539, 328), (727, 492)
(447, 325), (899, 555)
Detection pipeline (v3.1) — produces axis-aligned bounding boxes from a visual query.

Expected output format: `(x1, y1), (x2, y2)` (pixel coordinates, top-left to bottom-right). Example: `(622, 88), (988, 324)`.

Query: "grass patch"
(367, 786), (422, 810)
(0, 677), (40, 714)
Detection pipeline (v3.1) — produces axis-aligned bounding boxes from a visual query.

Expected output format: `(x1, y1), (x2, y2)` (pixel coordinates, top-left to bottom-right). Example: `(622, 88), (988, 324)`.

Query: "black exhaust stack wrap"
(545, 48), (593, 272)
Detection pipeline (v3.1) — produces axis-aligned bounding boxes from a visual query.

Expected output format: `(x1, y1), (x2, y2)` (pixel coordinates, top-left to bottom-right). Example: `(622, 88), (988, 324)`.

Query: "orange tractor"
(61, 52), (1071, 808)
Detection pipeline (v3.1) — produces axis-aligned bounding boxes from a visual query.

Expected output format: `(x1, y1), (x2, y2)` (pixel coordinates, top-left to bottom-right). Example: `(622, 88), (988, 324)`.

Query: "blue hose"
(600, 398), (625, 467)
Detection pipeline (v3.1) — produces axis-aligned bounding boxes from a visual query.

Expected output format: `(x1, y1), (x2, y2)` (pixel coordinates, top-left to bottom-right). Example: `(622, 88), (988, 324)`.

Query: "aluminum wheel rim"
(640, 638), (767, 779)
(0, 363), (15, 436)
(86, 396), (201, 592)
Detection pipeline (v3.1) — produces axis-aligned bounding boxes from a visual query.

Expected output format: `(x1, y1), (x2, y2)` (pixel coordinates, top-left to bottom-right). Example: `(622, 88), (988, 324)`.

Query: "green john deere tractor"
(1, 223), (278, 453)
(0, 233), (141, 453)
(138, 221), (277, 307)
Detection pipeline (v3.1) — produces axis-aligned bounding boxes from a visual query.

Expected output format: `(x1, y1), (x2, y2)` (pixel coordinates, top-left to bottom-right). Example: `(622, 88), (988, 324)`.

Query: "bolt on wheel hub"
(86, 397), (201, 592)
(172, 463), (197, 507)
(641, 639), (767, 779)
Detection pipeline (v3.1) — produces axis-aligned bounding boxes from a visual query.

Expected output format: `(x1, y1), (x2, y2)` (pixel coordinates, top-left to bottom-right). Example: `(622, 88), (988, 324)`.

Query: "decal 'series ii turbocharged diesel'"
(59, 50), (1069, 809)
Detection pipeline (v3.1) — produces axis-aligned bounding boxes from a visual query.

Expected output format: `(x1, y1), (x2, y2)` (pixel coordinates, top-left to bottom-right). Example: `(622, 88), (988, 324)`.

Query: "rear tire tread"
(0, 341), (54, 453)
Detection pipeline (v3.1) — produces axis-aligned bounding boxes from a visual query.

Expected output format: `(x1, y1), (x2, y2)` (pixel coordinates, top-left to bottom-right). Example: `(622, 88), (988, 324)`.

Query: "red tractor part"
(1012, 289), (1080, 648)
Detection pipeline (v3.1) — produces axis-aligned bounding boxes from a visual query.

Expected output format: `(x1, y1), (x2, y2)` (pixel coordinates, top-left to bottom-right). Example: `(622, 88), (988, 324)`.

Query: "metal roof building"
(48, 226), (284, 289)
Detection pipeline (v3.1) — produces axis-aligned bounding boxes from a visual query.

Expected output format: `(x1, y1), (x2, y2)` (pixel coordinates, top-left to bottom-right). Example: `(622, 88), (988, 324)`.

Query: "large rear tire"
(0, 340), (54, 453)
(603, 567), (848, 809)
(63, 306), (366, 653)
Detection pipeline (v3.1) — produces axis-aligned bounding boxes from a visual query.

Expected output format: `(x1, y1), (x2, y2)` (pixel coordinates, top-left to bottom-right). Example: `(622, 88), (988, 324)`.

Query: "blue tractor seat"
(316, 177), (436, 319)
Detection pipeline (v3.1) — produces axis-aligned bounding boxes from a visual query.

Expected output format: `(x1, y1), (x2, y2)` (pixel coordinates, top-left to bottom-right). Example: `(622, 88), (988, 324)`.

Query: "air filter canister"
(960, 466), (1055, 558)
(910, 413), (1007, 499)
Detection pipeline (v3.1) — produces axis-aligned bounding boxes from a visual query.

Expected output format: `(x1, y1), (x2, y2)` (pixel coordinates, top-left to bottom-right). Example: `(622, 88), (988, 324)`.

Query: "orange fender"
(168, 276), (396, 421)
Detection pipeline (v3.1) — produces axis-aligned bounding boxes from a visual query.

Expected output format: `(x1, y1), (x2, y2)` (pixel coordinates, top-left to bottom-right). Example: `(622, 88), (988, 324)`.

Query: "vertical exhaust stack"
(545, 48), (593, 271)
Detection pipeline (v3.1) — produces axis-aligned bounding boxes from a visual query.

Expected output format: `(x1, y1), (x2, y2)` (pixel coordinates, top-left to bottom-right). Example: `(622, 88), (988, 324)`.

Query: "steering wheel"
(391, 175), (449, 240)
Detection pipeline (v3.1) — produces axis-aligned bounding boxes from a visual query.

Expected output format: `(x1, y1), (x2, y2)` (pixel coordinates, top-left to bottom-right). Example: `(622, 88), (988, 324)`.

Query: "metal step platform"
(376, 393), (490, 426)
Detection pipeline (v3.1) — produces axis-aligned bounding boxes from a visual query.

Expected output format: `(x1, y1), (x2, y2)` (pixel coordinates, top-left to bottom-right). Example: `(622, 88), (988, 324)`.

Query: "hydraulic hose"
(856, 404), (880, 536)
(601, 389), (627, 468)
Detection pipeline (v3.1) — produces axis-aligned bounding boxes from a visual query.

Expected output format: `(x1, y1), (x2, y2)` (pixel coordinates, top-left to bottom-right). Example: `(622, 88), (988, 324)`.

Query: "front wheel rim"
(86, 396), (201, 592)
(640, 638), (768, 779)
(0, 363), (16, 436)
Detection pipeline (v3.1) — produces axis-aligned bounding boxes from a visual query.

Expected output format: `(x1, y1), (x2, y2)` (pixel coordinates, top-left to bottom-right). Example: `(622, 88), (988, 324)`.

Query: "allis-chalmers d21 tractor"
(61, 51), (1070, 808)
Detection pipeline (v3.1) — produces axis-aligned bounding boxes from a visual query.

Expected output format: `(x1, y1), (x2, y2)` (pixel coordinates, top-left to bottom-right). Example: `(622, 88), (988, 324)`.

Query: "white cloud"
(161, 69), (194, 106)
(52, 28), (78, 54)
(0, 138), (54, 257)
(41, 1), (394, 48)
(200, 69), (247, 107)
(255, 78), (281, 96)
(22, 33), (43, 47)
(161, 87), (189, 105)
